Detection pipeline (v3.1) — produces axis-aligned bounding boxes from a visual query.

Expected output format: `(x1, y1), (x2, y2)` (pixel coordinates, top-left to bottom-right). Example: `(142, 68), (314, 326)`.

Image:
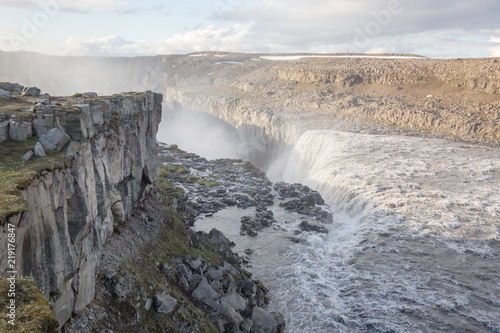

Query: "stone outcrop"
(0, 91), (162, 325)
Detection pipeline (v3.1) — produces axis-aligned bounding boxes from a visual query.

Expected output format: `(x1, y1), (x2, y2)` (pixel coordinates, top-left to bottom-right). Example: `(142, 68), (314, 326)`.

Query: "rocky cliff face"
(161, 54), (500, 155)
(0, 91), (162, 325)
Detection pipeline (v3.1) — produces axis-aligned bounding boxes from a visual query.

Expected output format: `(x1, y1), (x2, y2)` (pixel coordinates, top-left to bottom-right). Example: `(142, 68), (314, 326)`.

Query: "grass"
(0, 277), (59, 332)
(0, 137), (71, 225)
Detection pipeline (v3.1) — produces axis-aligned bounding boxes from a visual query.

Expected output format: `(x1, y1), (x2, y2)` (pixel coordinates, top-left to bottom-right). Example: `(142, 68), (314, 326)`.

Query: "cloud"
(0, 0), (128, 12)
(208, 0), (500, 56)
(61, 24), (254, 56)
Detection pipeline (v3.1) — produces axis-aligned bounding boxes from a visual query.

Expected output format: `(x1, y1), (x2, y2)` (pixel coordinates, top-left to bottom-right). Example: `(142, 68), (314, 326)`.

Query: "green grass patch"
(0, 277), (59, 332)
(0, 137), (71, 225)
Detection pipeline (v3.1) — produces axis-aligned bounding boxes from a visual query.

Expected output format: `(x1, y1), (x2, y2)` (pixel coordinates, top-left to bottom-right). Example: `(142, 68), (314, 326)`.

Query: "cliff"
(162, 54), (500, 155)
(0, 89), (163, 325)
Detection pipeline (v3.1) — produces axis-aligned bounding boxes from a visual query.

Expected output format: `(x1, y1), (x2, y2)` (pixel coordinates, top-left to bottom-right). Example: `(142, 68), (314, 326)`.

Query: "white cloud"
(61, 24), (254, 56)
(0, 0), (128, 12)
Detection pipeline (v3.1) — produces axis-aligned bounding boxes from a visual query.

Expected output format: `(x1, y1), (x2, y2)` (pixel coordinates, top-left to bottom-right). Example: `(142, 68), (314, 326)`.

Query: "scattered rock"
(144, 298), (153, 310)
(251, 307), (279, 333)
(0, 120), (9, 143)
(0, 89), (11, 99)
(192, 277), (222, 302)
(39, 127), (71, 151)
(34, 142), (47, 157)
(298, 221), (329, 234)
(240, 279), (256, 297)
(220, 290), (247, 312)
(154, 292), (177, 314)
(9, 120), (33, 141)
(22, 150), (34, 162)
(22, 86), (41, 97)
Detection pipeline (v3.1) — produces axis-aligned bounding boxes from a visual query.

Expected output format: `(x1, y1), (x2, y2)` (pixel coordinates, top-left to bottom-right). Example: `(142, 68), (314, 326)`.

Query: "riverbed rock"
(251, 307), (278, 333)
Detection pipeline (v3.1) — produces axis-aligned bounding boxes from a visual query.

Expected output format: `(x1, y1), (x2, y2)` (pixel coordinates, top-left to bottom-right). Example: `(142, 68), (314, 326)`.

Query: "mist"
(158, 107), (243, 160)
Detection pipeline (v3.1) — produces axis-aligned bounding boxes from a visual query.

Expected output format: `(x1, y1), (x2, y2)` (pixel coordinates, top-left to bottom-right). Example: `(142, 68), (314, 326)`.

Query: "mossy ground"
(0, 277), (59, 332)
(0, 137), (71, 225)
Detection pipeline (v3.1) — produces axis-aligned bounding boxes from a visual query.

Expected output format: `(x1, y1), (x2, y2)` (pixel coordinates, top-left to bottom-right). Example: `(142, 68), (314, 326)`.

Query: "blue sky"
(0, 0), (499, 58)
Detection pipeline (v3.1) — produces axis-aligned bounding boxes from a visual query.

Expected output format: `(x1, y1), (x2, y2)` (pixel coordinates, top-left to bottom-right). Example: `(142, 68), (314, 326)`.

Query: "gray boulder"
(0, 89), (11, 99)
(0, 121), (9, 143)
(22, 150), (34, 162)
(192, 277), (222, 301)
(34, 142), (47, 157)
(154, 292), (177, 314)
(206, 268), (224, 281)
(0, 113), (5, 122)
(9, 120), (33, 141)
(217, 302), (244, 326)
(83, 92), (98, 98)
(33, 114), (54, 136)
(251, 307), (278, 333)
(220, 290), (247, 312)
(22, 86), (41, 97)
(240, 279), (256, 297)
(39, 127), (71, 152)
(0, 83), (23, 94)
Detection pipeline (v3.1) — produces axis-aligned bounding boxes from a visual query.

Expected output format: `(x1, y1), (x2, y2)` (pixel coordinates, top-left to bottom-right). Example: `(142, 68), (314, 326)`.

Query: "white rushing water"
(197, 130), (500, 332)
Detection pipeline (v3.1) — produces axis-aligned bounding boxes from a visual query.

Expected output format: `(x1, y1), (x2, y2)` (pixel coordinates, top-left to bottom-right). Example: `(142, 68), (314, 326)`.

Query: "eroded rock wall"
(0, 91), (162, 325)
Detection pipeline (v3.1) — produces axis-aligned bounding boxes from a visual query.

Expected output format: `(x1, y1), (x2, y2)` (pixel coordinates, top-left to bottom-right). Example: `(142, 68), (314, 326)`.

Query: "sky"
(0, 0), (499, 58)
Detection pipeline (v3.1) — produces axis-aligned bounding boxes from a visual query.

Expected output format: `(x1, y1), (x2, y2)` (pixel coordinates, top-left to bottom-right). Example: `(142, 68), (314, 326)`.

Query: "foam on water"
(197, 130), (500, 332)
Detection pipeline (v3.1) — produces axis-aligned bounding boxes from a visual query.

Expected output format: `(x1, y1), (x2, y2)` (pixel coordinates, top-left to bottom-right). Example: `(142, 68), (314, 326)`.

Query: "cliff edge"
(0, 87), (163, 325)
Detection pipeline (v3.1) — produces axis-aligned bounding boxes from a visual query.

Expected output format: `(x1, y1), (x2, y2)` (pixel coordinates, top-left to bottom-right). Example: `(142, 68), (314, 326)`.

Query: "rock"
(217, 301), (244, 326)
(154, 292), (177, 314)
(33, 114), (54, 136)
(298, 221), (328, 234)
(0, 121), (9, 143)
(22, 86), (41, 97)
(176, 263), (192, 280)
(83, 92), (98, 98)
(271, 312), (285, 332)
(189, 256), (202, 270)
(0, 83), (23, 94)
(39, 127), (71, 151)
(22, 150), (34, 162)
(240, 279), (256, 297)
(192, 277), (222, 301)
(0, 89), (11, 99)
(251, 307), (278, 333)
(9, 120), (33, 141)
(208, 228), (229, 246)
(113, 276), (134, 298)
(0, 113), (4, 122)
(34, 142), (47, 157)
(220, 290), (247, 312)
(241, 318), (253, 333)
(206, 268), (224, 281)
(33, 103), (54, 114)
(144, 298), (153, 310)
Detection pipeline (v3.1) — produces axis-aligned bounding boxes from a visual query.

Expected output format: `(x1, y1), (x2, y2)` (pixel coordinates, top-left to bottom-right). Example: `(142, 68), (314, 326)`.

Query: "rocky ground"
(62, 144), (333, 333)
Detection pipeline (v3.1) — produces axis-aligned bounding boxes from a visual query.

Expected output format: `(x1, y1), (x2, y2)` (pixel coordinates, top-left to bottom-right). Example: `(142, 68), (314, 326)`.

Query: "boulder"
(217, 302), (244, 326)
(144, 298), (153, 310)
(240, 279), (256, 297)
(0, 113), (4, 122)
(34, 142), (47, 157)
(39, 127), (71, 152)
(154, 292), (177, 314)
(220, 290), (247, 312)
(208, 228), (229, 246)
(9, 120), (33, 141)
(251, 307), (278, 333)
(0, 121), (9, 143)
(206, 268), (224, 281)
(22, 150), (34, 162)
(33, 114), (54, 136)
(83, 92), (98, 98)
(192, 277), (221, 301)
(22, 86), (41, 97)
(298, 221), (328, 234)
(0, 89), (11, 99)
(0, 83), (23, 94)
